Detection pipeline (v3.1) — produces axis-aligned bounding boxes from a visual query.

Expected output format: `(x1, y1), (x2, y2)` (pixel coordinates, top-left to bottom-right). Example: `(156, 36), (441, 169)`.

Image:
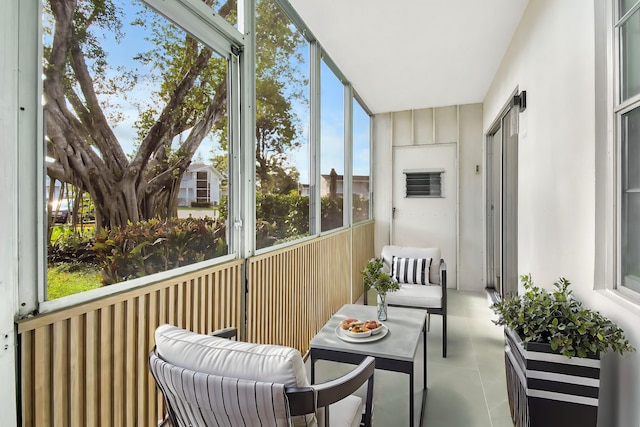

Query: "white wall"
(483, 1), (640, 425)
(458, 104), (485, 291)
(373, 104), (485, 291)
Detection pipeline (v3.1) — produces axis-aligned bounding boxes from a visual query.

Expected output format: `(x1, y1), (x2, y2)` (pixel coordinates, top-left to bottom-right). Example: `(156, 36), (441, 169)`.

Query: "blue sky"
(60, 0), (369, 182)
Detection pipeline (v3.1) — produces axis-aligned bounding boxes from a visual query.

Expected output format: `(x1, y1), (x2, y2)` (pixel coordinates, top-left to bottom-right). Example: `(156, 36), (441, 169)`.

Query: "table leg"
(409, 370), (414, 427)
(423, 324), (427, 388)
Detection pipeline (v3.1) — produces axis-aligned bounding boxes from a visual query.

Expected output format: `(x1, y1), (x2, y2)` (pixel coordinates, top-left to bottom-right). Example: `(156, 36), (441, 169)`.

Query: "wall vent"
(404, 170), (443, 198)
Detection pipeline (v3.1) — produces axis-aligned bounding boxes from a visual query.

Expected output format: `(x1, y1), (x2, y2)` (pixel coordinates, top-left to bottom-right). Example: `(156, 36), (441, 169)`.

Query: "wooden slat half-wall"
(17, 260), (244, 427)
(247, 229), (354, 355)
(351, 221), (375, 303)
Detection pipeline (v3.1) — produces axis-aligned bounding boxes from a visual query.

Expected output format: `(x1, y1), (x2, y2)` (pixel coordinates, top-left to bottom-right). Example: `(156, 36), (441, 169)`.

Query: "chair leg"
(442, 313), (447, 358)
(427, 313), (431, 332)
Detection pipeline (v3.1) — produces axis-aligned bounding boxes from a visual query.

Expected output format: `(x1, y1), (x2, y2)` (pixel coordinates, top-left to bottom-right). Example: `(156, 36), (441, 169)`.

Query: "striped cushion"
(155, 324), (314, 426)
(392, 256), (431, 285)
(149, 351), (291, 427)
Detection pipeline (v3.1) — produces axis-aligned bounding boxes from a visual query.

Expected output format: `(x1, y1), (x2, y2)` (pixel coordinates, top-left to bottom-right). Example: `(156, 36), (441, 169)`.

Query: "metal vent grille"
(405, 171), (443, 197)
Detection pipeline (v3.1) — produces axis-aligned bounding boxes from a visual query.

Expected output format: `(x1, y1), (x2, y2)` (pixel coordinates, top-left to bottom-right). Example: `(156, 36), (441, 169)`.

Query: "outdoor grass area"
(47, 263), (102, 300)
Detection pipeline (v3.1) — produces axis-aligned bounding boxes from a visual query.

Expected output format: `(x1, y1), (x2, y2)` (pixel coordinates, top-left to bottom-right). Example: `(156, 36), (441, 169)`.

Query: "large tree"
(45, 0), (306, 229)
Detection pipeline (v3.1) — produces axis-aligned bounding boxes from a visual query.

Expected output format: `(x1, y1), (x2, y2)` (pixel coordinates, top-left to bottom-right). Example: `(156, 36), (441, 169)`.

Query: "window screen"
(405, 171), (443, 197)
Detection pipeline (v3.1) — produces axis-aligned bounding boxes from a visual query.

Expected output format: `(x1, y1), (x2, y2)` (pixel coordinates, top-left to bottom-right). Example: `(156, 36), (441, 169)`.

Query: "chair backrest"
(154, 324), (315, 426)
(381, 245), (442, 285)
(149, 350), (291, 427)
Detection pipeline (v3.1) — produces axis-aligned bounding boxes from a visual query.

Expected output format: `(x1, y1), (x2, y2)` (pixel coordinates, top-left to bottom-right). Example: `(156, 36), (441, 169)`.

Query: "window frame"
(22, 0), (247, 314)
(611, 0), (640, 301)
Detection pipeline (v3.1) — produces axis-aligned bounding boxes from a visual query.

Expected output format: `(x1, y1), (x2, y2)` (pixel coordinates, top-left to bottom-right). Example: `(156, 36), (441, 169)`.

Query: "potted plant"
(361, 257), (399, 320)
(491, 274), (635, 427)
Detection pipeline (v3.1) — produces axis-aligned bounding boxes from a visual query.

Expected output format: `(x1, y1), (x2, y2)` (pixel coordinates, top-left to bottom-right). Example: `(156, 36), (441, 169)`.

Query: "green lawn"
(47, 263), (102, 300)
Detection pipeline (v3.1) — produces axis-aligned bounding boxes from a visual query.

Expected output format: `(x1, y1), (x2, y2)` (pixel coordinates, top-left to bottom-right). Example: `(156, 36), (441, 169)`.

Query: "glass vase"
(376, 293), (388, 321)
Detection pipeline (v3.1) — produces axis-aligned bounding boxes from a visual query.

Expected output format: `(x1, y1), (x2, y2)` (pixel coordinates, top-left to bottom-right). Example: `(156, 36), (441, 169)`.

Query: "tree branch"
(69, 37), (128, 172)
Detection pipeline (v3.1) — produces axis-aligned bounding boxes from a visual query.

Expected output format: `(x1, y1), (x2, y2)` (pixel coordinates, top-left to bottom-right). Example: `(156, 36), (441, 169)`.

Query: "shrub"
(48, 227), (98, 265)
(93, 217), (227, 285)
(190, 201), (212, 208)
(491, 274), (635, 357)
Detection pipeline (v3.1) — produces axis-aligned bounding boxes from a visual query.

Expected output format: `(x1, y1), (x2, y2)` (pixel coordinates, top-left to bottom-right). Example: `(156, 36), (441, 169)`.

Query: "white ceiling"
(287, 0), (530, 114)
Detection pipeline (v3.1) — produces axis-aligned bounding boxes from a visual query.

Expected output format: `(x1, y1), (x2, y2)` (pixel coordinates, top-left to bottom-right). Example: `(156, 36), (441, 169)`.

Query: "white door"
(392, 144), (457, 289)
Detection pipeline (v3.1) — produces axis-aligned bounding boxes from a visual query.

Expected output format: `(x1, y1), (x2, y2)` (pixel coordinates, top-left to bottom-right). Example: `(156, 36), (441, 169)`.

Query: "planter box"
(504, 327), (600, 427)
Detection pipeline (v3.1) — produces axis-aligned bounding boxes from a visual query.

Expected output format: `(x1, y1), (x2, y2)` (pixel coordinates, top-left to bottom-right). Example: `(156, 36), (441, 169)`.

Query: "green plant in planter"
(491, 274), (635, 358)
(361, 257), (399, 320)
(361, 257), (399, 297)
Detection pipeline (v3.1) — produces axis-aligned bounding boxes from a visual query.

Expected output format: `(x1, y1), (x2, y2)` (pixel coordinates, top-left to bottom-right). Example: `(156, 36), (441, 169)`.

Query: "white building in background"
(178, 163), (224, 207)
(298, 173), (370, 197)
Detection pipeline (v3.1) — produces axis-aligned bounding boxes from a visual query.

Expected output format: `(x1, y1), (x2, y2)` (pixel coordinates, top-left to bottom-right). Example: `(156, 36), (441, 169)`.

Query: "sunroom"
(1, 0), (640, 426)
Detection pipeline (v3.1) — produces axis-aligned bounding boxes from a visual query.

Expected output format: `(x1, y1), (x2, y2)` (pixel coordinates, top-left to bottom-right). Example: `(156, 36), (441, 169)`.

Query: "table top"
(310, 304), (427, 362)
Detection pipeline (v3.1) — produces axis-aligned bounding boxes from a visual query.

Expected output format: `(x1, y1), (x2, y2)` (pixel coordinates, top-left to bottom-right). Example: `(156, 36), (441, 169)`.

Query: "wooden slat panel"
(18, 260), (243, 427)
(136, 294), (148, 427)
(21, 331), (34, 427)
(100, 307), (113, 427)
(247, 230), (355, 354)
(85, 311), (98, 427)
(69, 316), (85, 426)
(34, 326), (52, 426)
(52, 321), (69, 427)
(113, 302), (125, 427)
(125, 298), (137, 427)
(351, 221), (375, 303)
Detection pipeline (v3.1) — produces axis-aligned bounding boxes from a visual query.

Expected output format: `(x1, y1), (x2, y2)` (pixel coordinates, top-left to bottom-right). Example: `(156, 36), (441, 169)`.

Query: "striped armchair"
(149, 324), (375, 427)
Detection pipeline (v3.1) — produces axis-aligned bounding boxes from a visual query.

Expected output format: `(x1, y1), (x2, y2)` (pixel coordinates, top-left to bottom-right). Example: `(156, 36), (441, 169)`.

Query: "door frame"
(485, 89), (524, 298)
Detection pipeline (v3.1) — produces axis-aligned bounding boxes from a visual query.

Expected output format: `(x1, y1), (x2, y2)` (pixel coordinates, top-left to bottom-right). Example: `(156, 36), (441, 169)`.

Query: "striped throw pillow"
(392, 256), (432, 285)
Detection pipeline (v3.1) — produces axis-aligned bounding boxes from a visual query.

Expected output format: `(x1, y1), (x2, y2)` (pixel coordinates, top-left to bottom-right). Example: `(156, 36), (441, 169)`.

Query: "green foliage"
(361, 258), (399, 296)
(320, 196), (343, 232)
(48, 227), (98, 265)
(256, 192), (309, 248)
(352, 195), (370, 223)
(190, 201), (212, 208)
(93, 217), (227, 285)
(221, 191), (371, 249)
(491, 274), (635, 358)
(47, 262), (102, 300)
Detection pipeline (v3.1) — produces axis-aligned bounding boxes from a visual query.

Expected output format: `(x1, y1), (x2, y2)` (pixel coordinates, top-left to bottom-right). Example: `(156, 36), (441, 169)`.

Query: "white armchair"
(365, 246), (448, 357)
(149, 324), (375, 427)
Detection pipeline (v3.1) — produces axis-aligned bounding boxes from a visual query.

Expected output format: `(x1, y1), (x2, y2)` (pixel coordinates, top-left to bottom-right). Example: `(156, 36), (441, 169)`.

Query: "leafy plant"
(48, 228), (98, 265)
(491, 274), (635, 358)
(93, 217), (227, 285)
(361, 257), (399, 296)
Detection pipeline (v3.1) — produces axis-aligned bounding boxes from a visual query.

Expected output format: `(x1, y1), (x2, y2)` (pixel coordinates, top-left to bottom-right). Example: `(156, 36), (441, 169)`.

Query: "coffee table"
(309, 304), (427, 427)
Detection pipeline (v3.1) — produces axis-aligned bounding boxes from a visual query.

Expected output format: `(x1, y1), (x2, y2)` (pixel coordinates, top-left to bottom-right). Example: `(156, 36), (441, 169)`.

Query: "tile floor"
(308, 290), (514, 427)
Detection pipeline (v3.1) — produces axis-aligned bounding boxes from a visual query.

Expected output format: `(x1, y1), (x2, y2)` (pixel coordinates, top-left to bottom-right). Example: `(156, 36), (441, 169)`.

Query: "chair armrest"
(209, 327), (238, 340)
(440, 259), (447, 287)
(286, 356), (375, 417)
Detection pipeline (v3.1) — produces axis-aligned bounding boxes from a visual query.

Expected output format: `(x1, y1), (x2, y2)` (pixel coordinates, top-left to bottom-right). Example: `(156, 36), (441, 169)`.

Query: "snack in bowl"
(340, 318), (359, 330)
(345, 324), (371, 338)
(364, 320), (383, 334)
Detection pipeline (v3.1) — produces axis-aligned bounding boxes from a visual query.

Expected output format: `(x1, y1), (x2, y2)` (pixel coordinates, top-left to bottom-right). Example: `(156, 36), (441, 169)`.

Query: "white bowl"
(344, 326), (371, 338)
(368, 322), (384, 335)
